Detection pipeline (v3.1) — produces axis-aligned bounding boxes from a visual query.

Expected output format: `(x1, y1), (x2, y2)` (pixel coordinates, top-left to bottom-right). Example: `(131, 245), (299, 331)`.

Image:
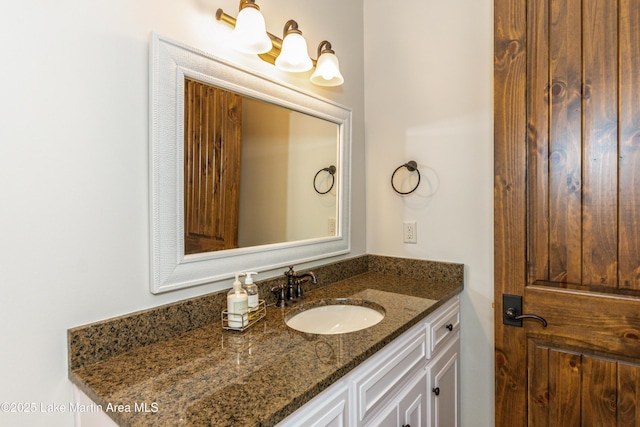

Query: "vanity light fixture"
(310, 41), (344, 87)
(226, 0), (271, 54)
(274, 20), (313, 72)
(215, 5), (344, 86)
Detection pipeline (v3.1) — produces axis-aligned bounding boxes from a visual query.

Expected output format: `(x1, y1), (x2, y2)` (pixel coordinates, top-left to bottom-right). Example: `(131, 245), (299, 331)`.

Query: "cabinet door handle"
(445, 323), (453, 331)
(432, 387), (440, 396)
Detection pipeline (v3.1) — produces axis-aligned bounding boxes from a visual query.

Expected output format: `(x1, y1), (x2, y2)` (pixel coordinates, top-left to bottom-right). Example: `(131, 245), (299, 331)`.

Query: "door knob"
(502, 294), (547, 327)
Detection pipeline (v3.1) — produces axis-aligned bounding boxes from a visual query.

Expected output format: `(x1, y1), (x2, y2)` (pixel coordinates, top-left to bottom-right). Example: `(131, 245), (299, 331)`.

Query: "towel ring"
(391, 161), (421, 195)
(314, 165), (337, 194)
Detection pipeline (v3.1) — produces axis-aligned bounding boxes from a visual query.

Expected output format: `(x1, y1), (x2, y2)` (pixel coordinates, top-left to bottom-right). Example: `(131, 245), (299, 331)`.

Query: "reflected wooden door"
(495, 0), (640, 425)
(184, 78), (242, 254)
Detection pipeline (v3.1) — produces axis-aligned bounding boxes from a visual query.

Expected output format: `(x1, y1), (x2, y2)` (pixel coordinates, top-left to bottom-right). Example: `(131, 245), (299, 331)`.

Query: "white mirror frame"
(149, 33), (352, 294)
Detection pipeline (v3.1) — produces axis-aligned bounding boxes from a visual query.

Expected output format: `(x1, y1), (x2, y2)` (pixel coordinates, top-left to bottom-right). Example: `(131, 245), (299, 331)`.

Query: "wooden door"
(184, 78), (242, 254)
(495, 0), (640, 425)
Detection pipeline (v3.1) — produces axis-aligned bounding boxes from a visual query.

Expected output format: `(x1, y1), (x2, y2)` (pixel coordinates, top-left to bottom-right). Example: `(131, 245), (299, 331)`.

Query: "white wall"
(0, 1), (365, 426)
(286, 113), (338, 240)
(240, 99), (290, 246)
(363, 1), (494, 426)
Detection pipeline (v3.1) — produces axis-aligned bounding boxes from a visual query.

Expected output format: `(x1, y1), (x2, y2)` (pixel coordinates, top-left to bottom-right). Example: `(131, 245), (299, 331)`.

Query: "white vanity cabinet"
(366, 369), (427, 427)
(428, 336), (460, 427)
(275, 381), (350, 427)
(277, 296), (460, 427)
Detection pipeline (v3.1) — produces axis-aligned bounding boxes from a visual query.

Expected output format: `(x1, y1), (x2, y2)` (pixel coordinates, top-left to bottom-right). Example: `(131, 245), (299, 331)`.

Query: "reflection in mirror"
(183, 79), (338, 255)
(149, 33), (351, 294)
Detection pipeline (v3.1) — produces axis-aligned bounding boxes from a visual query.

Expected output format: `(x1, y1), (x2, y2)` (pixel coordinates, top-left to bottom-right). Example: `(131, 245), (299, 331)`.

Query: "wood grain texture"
(528, 342), (640, 426)
(494, 0), (528, 423)
(581, 0), (619, 287)
(528, 342), (550, 425)
(550, 350), (581, 427)
(582, 356), (617, 426)
(548, 0), (583, 284)
(496, 0), (640, 424)
(526, 285), (640, 360)
(526, 0), (550, 284)
(619, 362), (640, 425)
(184, 78), (241, 254)
(619, 0), (640, 290)
(527, 0), (639, 289)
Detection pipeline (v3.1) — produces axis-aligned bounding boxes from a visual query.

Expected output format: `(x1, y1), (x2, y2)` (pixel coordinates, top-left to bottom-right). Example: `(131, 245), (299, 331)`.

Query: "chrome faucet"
(272, 266), (318, 307)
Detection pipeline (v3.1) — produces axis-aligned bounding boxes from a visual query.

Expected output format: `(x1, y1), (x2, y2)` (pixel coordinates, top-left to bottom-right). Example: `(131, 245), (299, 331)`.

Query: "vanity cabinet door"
(398, 370), (427, 427)
(275, 381), (349, 427)
(367, 369), (427, 427)
(353, 327), (426, 424)
(427, 334), (460, 427)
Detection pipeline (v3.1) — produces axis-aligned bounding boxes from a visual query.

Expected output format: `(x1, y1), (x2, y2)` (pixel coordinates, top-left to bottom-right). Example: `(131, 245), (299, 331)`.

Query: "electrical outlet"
(403, 221), (417, 243)
(328, 217), (336, 235)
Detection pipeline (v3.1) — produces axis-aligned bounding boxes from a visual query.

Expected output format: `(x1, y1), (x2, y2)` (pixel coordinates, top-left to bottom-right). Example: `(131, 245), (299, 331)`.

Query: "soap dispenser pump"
(244, 272), (259, 311)
(227, 273), (248, 329)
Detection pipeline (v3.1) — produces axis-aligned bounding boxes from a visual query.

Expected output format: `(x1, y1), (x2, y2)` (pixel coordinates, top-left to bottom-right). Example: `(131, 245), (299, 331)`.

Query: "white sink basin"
(285, 299), (385, 335)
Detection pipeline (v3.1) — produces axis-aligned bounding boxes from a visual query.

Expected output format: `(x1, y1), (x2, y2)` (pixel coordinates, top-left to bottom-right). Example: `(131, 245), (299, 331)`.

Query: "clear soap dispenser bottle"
(244, 272), (259, 312)
(227, 273), (248, 329)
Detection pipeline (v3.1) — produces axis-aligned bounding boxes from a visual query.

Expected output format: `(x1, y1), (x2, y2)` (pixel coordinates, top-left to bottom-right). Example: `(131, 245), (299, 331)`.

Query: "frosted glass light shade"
(275, 32), (313, 72)
(310, 51), (344, 86)
(230, 6), (272, 54)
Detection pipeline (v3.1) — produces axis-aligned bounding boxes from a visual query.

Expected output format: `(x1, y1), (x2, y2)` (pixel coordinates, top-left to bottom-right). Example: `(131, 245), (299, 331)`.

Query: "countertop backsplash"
(68, 255), (462, 371)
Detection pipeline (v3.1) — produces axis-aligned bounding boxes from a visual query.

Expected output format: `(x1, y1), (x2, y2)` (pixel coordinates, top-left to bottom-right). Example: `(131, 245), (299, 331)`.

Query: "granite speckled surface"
(68, 256), (463, 426)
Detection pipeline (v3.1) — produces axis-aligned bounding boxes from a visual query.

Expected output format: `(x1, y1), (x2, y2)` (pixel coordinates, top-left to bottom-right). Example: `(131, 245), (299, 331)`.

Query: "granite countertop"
(69, 270), (462, 427)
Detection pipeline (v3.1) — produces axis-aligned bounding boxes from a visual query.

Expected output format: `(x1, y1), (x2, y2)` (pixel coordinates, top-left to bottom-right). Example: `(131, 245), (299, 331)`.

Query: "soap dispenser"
(244, 272), (259, 312)
(227, 273), (248, 329)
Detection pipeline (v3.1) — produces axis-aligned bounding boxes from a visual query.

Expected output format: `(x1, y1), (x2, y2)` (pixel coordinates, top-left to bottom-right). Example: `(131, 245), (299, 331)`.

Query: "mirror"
(183, 78), (339, 254)
(149, 33), (352, 293)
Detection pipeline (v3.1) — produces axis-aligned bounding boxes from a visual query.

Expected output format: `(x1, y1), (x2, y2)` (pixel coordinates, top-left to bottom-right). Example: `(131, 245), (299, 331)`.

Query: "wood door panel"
(528, 0), (628, 287)
(548, 0), (583, 285)
(525, 285), (640, 361)
(528, 341), (640, 426)
(582, 356), (617, 426)
(619, 0), (640, 290)
(526, 0), (550, 286)
(528, 344), (584, 427)
(619, 362), (640, 425)
(581, 0), (619, 287)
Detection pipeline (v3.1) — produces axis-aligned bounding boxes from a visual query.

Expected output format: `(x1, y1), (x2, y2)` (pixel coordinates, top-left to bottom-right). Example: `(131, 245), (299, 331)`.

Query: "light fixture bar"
(216, 9), (317, 67)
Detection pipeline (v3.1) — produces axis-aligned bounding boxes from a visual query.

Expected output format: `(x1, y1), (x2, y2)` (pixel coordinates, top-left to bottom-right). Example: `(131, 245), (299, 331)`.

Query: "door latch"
(502, 294), (547, 327)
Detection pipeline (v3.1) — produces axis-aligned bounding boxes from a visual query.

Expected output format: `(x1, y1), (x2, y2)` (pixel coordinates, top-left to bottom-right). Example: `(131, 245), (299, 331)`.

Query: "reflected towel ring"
(314, 165), (336, 194)
(391, 161), (421, 195)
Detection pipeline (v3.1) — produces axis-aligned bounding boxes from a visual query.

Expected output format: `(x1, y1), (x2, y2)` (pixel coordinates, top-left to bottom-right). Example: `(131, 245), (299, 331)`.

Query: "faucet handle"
(271, 285), (287, 308)
(284, 266), (295, 278)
